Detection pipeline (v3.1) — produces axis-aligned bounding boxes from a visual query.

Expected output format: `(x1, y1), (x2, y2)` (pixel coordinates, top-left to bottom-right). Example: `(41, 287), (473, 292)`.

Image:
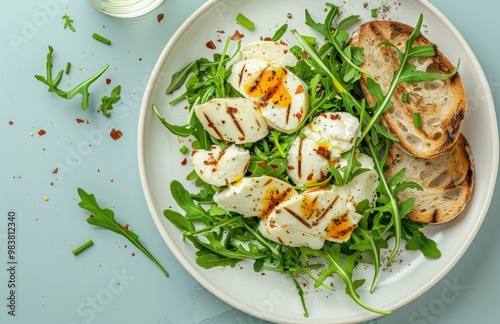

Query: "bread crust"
(350, 20), (467, 158)
(385, 134), (474, 224)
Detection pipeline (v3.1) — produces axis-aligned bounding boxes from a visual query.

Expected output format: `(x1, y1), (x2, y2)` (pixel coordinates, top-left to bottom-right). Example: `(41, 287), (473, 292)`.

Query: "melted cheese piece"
(228, 58), (308, 134)
(259, 190), (362, 249)
(213, 176), (298, 219)
(190, 144), (250, 187)
(195, 98), (269, 144)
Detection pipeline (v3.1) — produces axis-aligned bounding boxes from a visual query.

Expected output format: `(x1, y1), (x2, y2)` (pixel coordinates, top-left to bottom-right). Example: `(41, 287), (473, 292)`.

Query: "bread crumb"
(43, 196), (49, 201)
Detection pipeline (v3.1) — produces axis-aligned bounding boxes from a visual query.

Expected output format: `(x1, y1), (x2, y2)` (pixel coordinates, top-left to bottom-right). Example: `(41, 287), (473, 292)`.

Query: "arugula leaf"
(152, 104), (192, 137)
(35, 46), (109, 110)
(77, 188), (169, 277)
(405, 230), (441, 258)
(304, 245), (390, 315)
(99, 85), (121, 117)
(62, 14), (76, 32)
(196, 253), (240, 269)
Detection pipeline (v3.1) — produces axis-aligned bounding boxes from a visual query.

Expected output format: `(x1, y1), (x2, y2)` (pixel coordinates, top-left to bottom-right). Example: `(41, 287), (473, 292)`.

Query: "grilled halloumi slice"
(259, 190), (362, 249)
(194, 98), (269, 144)
(302, 112), (360, 159)
(287, 137), (331, 186)
(227, 58), (308, 134)
(333, 153), (379, 206)
(240, 40), (298, 67)
(213, 175), (298, 220)
(190, 144), (250, 187)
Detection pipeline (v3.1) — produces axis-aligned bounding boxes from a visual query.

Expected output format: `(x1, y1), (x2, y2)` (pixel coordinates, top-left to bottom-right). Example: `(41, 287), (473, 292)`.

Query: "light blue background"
(0, 1), (498, 323)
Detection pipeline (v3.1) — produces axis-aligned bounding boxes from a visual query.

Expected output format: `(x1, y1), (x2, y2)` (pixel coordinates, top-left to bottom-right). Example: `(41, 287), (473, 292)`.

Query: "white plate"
(138, 0), (499, 323)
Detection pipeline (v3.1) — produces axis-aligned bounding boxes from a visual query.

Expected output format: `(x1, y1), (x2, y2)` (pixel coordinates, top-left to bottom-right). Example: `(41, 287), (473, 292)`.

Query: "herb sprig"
(35, 46), (120, 115)
(62, 14), (76, 32)
(77, 188), (169, 277)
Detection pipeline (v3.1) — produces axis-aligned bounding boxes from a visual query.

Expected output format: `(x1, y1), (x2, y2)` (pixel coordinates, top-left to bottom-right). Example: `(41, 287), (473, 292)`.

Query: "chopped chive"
(65, 62), (71, 75)
(179, 145), (189, 154)
(370, 8), (378, 18)
(402, 91), (409, 103)
(92, 32), (111, 45)
(236, 13), (255, 31)
(413, 112), (422, 128)
(72, 239), (94, 255)
(301, 35), (317, 46)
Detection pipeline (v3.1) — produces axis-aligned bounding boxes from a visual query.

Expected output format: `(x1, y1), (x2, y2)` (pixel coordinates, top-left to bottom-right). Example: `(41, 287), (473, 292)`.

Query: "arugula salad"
(153, 3), (447, 317)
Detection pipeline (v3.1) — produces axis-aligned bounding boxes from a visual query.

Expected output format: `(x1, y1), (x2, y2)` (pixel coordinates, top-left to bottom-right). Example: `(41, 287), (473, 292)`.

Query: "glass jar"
(88, 0), (164, 18)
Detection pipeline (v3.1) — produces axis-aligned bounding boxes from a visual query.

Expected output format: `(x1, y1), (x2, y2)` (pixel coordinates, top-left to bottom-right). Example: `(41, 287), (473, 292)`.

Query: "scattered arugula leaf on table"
(77, 188), (169, 277)
(99, 85), (121, 117)
(34, 46), (120, 112)
(62, 14), (76, 32)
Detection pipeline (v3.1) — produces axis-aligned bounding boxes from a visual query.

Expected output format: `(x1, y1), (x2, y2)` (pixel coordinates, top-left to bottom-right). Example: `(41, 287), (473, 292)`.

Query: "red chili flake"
(206, 40), (216, 50)
(105, 78), (111, 85)
(52, 167), (58, 174)
(157, 13), (164, 23)
(131, 253), (136, 257)
(295, 85), (304, 94)
(76, 118), (85, 124)
(231, 30), (244, 41)
(216, 30), (225, 34)
(295, 112), (303, 121)
(258, 161), (267, 168)
(270, 164), (278, 169)
(89, 214), (95, 218)
(110, 128), (123, 140)
(203, 160), (217, 165)
(123, 224), (129, 231)
(263, 37), (272, 41)
(315, 146), (330, 160)
(279, 40), (286, 46)
(181, 158), (188, 166)
(261, 272), (266, 276)
(287, 165), (295, 170)
(38, 129), (46, 136)
(8, 120), (14, 125)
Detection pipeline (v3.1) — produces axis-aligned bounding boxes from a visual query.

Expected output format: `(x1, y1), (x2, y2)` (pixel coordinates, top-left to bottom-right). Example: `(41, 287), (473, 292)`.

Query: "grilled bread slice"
(385, 133), (474, 224)
(350, 20), (467, 158)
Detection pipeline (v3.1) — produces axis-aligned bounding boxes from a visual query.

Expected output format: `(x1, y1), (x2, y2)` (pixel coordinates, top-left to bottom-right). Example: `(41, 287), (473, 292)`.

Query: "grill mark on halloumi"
(283, 195), (339, 228)
(259, 186), (295, 221)
(203, 113), (224, 139)
(237, 63), (246, 87)
(226, 106), (245, 138)
(297, 138), (303, 179)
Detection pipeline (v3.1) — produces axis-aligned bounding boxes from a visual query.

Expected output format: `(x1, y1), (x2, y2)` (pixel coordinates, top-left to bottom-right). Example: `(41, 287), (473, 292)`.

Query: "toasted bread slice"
(385, 133), (474, 224)
(350, 20), (467, 158)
